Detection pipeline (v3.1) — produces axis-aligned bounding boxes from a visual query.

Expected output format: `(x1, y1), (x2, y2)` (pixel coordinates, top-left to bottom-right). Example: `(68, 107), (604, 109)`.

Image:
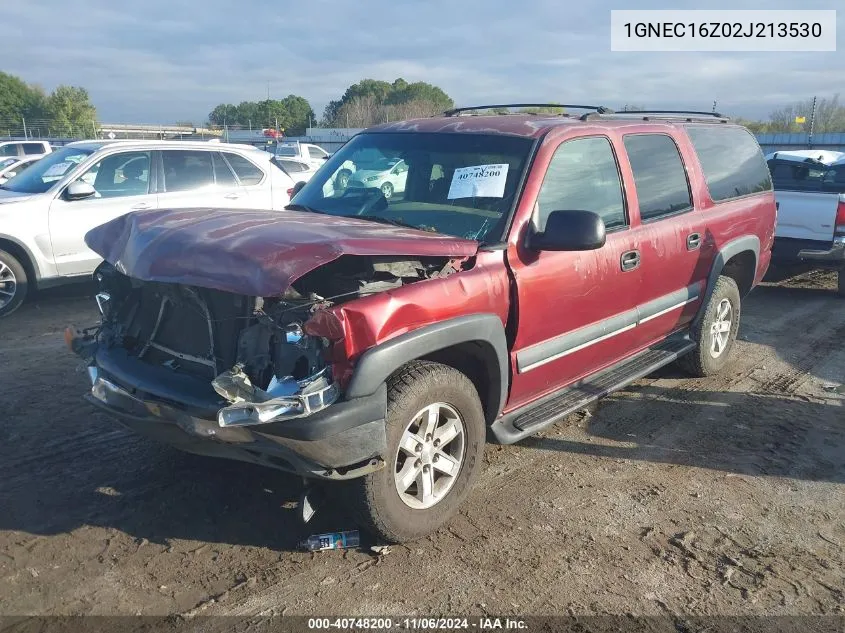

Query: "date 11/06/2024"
(307, 617), (528, 630)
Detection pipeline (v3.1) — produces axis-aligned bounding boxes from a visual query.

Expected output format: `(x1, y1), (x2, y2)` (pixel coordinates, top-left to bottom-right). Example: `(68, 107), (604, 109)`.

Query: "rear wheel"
(380, 181), (394, 200)
(678, 275), (741, 377)
(0, 249), (27, 318)
(344, 361), (485, 543)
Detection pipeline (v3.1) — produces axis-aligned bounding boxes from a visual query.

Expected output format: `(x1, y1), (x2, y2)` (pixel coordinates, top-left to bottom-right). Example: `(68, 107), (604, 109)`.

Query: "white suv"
(0, 140), (52, 159)
(0, 140), (295, 316)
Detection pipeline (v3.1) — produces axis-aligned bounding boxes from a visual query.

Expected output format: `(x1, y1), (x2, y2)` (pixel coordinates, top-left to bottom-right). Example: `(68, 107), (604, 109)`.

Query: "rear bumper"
(86, 368), (388, 480)
(798, 237), (845, 264)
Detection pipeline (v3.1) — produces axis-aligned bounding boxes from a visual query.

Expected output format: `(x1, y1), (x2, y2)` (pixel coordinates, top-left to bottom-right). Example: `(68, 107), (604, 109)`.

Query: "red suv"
(71, 105), (776, 543)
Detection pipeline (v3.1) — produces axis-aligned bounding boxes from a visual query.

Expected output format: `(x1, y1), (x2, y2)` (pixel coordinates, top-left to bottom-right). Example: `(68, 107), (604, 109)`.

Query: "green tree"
(208, 103), (238, 126)
(47, 85), (97, 136)
(0, 71), (48, 130)
(322, 78), (454, 126)
(208, 96), (314, 133)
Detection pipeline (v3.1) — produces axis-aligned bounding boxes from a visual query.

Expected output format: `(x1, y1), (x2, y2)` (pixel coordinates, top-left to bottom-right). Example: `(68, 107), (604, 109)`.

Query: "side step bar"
(491, 336), (695, 444)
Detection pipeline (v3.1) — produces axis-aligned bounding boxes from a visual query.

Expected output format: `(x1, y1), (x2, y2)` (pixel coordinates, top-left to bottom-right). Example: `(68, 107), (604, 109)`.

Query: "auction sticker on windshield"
(448, 164), (509, 199)
(42, 162), (73, 179)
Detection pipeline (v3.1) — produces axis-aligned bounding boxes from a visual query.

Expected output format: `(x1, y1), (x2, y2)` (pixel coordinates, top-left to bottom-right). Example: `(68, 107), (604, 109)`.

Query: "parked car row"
(0, 140), (296, 316)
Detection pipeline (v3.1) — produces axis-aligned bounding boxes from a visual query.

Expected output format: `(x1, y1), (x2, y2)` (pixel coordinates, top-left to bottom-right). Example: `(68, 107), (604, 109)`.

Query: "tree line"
(3, 70), (845, 138)
(0, 72), (98, 137)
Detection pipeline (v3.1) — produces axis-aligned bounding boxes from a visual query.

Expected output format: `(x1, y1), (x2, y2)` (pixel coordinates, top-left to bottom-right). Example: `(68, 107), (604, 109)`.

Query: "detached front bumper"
(85, 367), (388, 480)
(798, 237), (845, 264)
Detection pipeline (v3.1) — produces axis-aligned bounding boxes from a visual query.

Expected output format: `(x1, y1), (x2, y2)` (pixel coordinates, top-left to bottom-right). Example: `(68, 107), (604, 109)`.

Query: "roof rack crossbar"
(581, 109), (729, 122)
(442, 104), (612, 117)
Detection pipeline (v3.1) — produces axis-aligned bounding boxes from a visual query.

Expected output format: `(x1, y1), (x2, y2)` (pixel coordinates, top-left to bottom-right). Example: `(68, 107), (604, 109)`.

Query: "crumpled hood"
(85, 208), (479, 296)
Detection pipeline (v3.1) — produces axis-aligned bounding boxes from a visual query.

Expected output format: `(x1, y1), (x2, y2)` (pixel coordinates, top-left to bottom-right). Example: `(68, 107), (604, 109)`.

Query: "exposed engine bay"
(79, 254), (460, 427)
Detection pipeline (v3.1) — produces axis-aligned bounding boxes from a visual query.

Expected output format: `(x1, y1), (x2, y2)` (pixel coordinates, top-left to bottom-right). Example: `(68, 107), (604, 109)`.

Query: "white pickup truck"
(765, 150), (845, 295)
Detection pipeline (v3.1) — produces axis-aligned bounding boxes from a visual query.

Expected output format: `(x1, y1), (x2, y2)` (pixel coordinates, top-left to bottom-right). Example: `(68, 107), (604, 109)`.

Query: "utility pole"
(808, 96), (818, 148)
(712, 100), (717, 113)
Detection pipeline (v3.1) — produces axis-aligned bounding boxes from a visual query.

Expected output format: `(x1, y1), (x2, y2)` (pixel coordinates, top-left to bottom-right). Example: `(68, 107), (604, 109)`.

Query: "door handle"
(224, 192), (242, 200)
(686, 232), (702, 251)
(620, 250), (640, 272)
(130, 202), (152, 210)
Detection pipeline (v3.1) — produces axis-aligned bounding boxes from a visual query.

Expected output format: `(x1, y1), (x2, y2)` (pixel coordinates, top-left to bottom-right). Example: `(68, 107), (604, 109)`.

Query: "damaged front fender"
(212, 366), (340, 427)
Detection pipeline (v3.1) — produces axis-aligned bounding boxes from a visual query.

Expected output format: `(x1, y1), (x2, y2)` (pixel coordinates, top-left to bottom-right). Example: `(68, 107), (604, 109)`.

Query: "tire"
(678, 275), (741, 377)
(0, 249), (27, 318)
(344, 360), (486, 543)
(837, 269), (845, 297)
(380, 181), (394, 200)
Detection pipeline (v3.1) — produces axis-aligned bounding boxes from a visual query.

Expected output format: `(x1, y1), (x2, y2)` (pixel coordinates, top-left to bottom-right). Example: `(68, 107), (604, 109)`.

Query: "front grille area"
(115, 282), (253, 382)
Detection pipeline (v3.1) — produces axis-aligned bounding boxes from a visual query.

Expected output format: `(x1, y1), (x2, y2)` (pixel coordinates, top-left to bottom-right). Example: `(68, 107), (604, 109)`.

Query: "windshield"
(276, 144), (299, 157)
(0, 158), (18, 170)
(290, 132), (533, 242)
(1, 146), (93, 194)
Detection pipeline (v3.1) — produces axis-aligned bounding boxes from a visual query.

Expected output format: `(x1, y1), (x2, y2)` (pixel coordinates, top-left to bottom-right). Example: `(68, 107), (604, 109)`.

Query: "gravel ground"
(1, 272), (843, 618)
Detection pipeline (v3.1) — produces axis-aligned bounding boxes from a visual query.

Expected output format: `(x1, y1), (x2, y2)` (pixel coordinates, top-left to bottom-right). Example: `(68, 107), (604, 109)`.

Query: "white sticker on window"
(42, 162), (72, 178)
(447, 164), (509, 199)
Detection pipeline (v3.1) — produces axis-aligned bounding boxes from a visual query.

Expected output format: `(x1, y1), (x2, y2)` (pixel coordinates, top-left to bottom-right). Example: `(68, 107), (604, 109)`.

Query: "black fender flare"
(694, 235), (759, 326)
(344, 313), (509, 420)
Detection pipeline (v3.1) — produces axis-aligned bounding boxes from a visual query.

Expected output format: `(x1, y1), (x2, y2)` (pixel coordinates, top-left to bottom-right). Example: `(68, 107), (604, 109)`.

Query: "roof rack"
(442, 104), (613, 117)
(581, 109), (730, 122)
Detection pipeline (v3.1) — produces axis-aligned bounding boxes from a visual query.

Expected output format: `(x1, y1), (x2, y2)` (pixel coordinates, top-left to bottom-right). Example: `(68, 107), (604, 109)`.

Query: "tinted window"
(623, 134), (692, 221)
(162, 150), (214, 192)
(212, 152), (237, 186)
(79, 151), (151, 198)
(23, 143), (46, 155)
(223, 153), (264, 185)
(767, 159), (828, 192)
(687, 126), (772, 201)
(537, 136), (626, 230)
(0, 145), (18, 157)
(276, 158), (308, 173)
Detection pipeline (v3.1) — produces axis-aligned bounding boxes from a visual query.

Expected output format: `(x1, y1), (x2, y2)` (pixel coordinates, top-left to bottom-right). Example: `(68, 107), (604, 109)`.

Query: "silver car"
(0, 140), (296, 316)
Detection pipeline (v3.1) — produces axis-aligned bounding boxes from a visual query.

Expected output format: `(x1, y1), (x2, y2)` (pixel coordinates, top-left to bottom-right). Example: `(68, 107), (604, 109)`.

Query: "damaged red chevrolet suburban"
(70, 105), (776, 542)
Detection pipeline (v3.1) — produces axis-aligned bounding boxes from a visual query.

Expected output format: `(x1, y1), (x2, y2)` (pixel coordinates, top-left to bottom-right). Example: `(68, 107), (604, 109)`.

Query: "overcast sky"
(3, 0), (842, 124)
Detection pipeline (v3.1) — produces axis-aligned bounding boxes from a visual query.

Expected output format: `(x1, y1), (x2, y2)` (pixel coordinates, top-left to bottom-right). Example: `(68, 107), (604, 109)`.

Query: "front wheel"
(344, 361), (486, 543)
(380, 181), (394, 199)
(0, 249), (27, 318)
(678, 275), (741, 377)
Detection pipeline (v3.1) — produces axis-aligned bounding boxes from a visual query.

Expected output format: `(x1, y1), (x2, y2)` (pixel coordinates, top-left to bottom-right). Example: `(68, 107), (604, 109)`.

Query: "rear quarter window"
(686, 126), (772, 202)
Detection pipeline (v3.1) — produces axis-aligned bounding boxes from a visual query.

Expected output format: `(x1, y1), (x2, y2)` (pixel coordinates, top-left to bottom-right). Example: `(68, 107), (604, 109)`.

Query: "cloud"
(1, 0), (842, 123)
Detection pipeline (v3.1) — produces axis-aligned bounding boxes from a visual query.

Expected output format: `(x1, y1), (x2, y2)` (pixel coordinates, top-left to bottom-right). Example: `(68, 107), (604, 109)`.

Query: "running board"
(491, 336), (695, 444)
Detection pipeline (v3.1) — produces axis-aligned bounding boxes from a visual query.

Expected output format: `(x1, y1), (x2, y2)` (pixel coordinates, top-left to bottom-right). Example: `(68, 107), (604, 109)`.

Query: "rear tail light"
(836, 201), (845, 236)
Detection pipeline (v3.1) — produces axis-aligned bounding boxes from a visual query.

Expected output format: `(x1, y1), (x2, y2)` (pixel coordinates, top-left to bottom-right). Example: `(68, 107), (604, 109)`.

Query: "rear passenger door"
(157, 149), (248, 210)
(619, 133), (710, 347)
(220, 151), (273, 210)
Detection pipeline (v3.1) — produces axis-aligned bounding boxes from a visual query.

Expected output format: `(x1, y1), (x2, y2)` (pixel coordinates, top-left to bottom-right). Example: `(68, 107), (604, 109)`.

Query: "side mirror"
(291, 181), (307, 197)
(526, 210), (606, 251)
(65, 181), (96, 201)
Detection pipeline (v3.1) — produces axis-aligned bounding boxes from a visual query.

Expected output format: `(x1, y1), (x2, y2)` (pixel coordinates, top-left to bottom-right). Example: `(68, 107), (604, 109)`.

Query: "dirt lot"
(1, 272), (843, 618)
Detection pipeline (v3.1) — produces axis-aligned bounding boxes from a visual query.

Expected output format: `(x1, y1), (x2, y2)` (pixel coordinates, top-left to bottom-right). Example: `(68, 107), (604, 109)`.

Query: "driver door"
(49, 150), (155, 276)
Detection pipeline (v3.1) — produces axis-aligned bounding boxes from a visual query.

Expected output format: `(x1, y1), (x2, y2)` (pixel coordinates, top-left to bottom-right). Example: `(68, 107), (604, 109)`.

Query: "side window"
(223, 153), (264, 186)
(212, 152), (237, 186)
(537, 136), (627, 230)
(307, 146), (327, 160)
(0, 145), (18, 157)
(686, 126), (772, 201)
(623, 134), (692, 221)
(23, 143), (46, 155)
(767, 159), (828, 192)
(79, 151), (151, 198)
(162, 150), (214, 192)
